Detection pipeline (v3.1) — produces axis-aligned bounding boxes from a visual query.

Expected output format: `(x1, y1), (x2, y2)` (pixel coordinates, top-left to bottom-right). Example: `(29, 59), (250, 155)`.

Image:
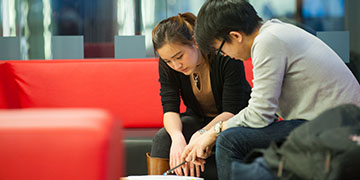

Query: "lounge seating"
(0, 58), (253, 179)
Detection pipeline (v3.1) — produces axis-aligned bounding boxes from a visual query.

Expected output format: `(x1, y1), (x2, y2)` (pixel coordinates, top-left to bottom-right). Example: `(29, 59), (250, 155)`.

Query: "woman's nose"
(173, 61), (182, 70)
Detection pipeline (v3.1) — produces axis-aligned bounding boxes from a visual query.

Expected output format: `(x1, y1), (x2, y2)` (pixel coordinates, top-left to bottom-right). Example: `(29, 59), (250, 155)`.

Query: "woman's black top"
(159, 54), (251, 118)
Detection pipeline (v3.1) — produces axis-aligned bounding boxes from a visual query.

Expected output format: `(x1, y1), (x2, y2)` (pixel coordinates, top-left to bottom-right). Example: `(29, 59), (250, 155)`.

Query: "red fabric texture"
(243, 58), (254, 88)
(0, 62), (22, 108)
(0, 108), (123, 180)
(6, 59), (163, 128)
(2, 58), (254, 127)
(6, 62), (23, 109)
(0, 62), (7, 108)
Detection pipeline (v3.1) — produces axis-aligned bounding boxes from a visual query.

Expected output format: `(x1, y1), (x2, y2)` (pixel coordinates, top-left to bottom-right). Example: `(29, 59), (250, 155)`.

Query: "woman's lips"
(180, 68), (188, 72)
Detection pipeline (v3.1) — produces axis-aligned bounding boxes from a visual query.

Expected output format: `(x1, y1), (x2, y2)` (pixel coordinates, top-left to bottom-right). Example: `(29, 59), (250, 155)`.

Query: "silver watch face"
(214, 122), (221, 134)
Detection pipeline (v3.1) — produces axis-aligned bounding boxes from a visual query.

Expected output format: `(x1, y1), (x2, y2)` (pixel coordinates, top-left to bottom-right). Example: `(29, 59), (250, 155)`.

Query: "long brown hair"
(152, 12), (208, 72)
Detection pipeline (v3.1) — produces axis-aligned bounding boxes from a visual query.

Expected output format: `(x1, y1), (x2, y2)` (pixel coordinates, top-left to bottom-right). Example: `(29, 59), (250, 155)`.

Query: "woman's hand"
(169, 133), (187, 176)
(170, 132), (205, 177)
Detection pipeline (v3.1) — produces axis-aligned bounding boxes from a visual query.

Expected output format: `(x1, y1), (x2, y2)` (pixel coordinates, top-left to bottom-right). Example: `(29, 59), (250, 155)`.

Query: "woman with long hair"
(148, 12), (251, 178)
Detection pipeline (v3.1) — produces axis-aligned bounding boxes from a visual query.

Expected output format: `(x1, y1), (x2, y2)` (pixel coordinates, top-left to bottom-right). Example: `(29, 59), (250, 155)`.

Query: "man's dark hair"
(195, 0), (262, 54)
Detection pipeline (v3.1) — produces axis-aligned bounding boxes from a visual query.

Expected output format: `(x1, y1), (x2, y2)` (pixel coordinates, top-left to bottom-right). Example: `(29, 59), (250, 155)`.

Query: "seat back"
(2, 58), (254, 127)
(0, 62), (7, 108)
(5, 59), (163, 128)
(0, 62), (20, 108)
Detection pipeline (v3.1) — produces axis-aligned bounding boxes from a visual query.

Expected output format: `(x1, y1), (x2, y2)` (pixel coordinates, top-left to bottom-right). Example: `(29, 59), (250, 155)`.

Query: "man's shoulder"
(255, 19), (302, 44)
(252, 31), (287, 60)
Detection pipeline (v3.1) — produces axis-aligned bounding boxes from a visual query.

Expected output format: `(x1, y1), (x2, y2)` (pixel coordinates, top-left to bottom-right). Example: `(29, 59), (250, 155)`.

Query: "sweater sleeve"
(226, 34), (287, 128)
(158, 59), (181, 114)
(219, 55), (251, 114)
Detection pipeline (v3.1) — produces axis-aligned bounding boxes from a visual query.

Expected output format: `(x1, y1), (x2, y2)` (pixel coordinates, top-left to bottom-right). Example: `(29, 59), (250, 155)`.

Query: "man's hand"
(189, 130), (202, 145)
(184, 161), (205, 177)
(181, 129), (218, 165)
(170, 133), (205, 177)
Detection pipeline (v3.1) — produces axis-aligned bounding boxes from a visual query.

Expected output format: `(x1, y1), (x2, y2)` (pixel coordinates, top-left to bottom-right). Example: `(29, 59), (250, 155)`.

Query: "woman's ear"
(229, 31), (243, 44)
(192, 39), (199, 48)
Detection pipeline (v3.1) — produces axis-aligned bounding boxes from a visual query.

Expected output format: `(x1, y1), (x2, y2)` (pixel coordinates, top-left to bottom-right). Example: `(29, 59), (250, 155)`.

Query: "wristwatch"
(214, 121), (223, 136)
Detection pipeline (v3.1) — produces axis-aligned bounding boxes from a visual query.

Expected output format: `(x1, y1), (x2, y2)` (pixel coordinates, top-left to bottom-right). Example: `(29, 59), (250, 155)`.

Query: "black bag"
(247, 104), (360, 180)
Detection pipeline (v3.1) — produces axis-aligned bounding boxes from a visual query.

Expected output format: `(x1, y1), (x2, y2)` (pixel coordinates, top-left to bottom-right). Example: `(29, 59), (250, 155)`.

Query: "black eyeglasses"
(216, 39), (226, 55)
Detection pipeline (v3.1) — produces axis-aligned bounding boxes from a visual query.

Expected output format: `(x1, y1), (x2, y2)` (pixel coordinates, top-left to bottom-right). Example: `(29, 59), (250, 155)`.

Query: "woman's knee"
(151, 128), (171, 158)
(153, 128), (171, 145)
(181, 115), (203, 129)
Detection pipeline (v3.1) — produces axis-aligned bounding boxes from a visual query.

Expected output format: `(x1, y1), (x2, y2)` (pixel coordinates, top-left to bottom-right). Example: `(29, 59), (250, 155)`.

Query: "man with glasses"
(181, 0), (360, 180)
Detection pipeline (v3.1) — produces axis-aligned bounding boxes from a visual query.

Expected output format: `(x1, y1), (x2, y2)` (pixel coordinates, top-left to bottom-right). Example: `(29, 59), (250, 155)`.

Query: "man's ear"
(229, 31), (243, 44)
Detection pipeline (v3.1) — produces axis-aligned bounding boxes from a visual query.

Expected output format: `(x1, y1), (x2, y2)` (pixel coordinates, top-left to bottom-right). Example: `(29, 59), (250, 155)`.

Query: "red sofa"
(0, 59), (163, 128)
(0, 108), (123, 180)
(0, 58), (253, 126)
(0, 58), (253, 177)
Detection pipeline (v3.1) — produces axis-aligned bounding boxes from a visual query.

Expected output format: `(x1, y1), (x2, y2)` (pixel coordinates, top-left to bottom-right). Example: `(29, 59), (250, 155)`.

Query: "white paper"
(124, 175), (204, 180)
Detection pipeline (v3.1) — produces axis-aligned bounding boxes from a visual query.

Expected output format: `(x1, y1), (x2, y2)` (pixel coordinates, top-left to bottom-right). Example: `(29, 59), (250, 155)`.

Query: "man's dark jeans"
(231, 157), (278, 180)
(216, 120), (306, 180)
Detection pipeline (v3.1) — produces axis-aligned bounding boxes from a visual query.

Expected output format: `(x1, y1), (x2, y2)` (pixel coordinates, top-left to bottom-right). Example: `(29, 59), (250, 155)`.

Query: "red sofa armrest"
(0, 108), (123, 180)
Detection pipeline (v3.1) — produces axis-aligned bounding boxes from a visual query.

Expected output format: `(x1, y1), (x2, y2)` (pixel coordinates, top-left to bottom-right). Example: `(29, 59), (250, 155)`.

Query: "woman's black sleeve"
(158, 59), (181, 114)
(220, 55), (251, 114)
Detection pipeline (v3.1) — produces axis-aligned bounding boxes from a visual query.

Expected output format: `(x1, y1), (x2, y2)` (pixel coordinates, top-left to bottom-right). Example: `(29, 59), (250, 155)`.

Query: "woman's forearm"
(163, 112), (184, 141)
